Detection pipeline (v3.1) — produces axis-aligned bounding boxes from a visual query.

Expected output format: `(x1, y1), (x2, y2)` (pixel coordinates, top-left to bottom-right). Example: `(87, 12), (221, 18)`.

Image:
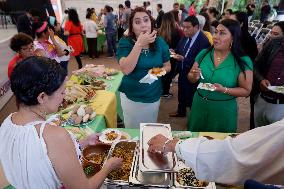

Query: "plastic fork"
(200, 70), (204, 79)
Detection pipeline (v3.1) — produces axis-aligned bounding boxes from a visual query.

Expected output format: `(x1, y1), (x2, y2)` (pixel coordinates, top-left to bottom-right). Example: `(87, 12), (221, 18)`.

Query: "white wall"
(62, 0), (175, 23)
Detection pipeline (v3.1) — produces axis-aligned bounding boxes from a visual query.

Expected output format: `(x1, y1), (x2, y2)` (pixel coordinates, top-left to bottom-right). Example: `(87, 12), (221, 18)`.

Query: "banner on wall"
(0, 38), (15, 110)
(51, 0), (63, 21)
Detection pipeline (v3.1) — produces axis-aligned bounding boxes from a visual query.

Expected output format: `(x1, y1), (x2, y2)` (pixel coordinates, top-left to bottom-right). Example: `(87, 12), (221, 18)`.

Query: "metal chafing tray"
(139, 123), (179, 173)
(103, 140), (138, 186)
(129, 150), (173, 188)
(174, 159), (216, 189)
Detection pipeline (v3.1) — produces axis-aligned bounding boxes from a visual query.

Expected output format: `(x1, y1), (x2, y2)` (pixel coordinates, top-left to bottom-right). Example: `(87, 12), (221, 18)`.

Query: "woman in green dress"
(187, 19), (253, 133)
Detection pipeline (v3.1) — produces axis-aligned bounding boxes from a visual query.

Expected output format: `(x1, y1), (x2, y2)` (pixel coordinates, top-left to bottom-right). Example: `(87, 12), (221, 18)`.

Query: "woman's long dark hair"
(199, 19), (248, 75)
(235, 11), (249, 35)
(128, 7), (156, 52)
(68, 8), (81, 26)
(200, 12), (211, 32)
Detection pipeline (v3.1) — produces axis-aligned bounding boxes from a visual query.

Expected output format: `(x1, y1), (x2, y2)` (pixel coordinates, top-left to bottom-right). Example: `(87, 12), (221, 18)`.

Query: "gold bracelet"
(224, 87), (228, 94)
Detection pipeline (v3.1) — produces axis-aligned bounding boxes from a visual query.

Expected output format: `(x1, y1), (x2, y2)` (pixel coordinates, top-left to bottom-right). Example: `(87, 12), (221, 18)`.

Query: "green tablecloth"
(103, 72), (123, 120)
(63, 72), (123, 133)
(97, 33), (106, 52)
(116, 128), (200, 139)
(83, 33), (106, 53)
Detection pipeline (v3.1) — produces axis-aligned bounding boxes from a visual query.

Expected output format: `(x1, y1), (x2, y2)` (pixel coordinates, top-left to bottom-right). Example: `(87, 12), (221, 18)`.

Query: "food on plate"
(76, 74), (107, 90)
(99, 129), (122, 144)
(177, 168), (208, 187)
(106, 131), (119, 141)
(120, 132), (131, 140)
(105, 68), (119, 76)
(150, 67), (163, 75)
(274, 86), (284, 93)
(268, 86), (284, 94)
(92, 80), (107, 90)
(107, 141), (136, 181)
(197, 82), (216, 91)
(173, 131), (192, 139)
(65, 82), (96, 103)
(66, 127), (93, 141)
(67, 104), (96, 126)
(73, 64), (106, 78)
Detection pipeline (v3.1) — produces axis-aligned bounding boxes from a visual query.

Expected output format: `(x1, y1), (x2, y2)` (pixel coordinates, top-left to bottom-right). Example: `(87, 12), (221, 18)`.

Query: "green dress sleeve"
(241, 56), (253, 71)
(116, 37), (133, 62)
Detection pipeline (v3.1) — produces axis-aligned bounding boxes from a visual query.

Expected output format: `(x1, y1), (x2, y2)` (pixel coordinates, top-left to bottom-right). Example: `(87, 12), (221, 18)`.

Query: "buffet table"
(115, 128), (231, 140)
(63, 72), (123, 134)
(3, 128), (239, 189)
(98, 128), (239, 189)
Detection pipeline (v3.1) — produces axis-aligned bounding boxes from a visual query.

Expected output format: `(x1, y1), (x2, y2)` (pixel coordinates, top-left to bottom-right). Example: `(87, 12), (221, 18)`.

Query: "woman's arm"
(44, 126), (122, 189)
(49, 29), (65, 57)
(64, 31), (70, 36)
(119, 31), (157, 75)
(119, 42), (142, 75)
(162, 61), (171, 73)
(187, 62), (201, 83)
(214, 70), (253, 97)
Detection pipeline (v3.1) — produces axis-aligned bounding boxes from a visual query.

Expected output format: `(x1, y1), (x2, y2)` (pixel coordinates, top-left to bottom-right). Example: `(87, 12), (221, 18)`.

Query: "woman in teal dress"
(116, 7), (171, 128)
(187, 19), (253, 133)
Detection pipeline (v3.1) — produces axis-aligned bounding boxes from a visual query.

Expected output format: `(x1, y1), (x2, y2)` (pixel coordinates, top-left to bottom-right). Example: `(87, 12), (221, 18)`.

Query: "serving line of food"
(52, 64), (125, 141)
(81, 124), (238, 189)
(59, 66), (170, 140)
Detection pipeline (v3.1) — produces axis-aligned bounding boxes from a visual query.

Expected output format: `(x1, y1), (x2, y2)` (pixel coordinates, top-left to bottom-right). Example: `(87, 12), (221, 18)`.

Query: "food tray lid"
(129, 149), (174, 187)
(139, 123), (179, 172)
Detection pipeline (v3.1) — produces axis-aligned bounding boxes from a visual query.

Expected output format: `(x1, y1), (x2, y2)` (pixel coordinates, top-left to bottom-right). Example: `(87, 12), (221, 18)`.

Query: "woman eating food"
(116, 7), (171, 128)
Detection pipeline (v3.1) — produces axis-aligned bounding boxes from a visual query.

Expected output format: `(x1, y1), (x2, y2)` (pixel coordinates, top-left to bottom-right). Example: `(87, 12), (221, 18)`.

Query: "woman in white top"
(0, 57), (122, 189)
(148, 123), (284, 185)
(84, 11), (99, 59)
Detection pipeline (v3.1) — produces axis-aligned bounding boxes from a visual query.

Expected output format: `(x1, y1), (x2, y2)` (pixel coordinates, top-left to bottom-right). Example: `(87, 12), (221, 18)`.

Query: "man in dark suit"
(170, 16), (211, 117)
(16, 9), (40, 38)
(155, 4), (164, 28)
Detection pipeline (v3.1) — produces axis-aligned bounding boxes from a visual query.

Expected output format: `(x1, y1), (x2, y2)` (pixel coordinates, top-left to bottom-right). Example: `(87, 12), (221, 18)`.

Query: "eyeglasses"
(20, 44), (34, 52)
(270, 31), (280, 36)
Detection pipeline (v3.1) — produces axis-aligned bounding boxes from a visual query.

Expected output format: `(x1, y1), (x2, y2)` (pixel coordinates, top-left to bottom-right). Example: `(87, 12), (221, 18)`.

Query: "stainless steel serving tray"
(103, 140), (138, 186)
(174, 159), (216, 189)
(129, 149), (173, 188)
(139, 123), (179, 172)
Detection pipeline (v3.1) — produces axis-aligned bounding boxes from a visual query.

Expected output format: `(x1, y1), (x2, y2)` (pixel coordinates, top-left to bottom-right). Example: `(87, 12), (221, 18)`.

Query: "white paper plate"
(120, 131), (131, 140)
(197, 83), (216, 91)
(99, 129), (122, 144)
(267, 86), (284, 94)
(148, 68), (166, 77)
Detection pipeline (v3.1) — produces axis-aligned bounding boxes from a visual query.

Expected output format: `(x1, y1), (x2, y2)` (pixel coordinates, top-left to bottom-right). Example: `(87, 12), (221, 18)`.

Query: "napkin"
(139, 74), (158, 84)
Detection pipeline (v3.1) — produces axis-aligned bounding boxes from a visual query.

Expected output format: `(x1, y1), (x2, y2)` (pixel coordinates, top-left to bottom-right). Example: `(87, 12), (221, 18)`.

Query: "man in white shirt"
(148, 119), (284, 185)
(83, 12), (99, 59)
